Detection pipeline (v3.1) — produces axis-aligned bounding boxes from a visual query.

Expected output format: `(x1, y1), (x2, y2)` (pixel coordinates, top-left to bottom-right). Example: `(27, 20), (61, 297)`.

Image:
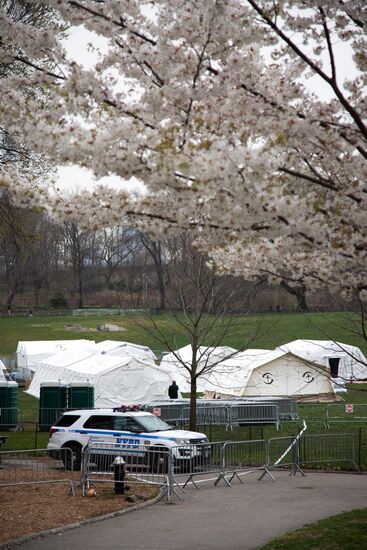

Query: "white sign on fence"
(345, 404), (354, 413)
(153, 407), (161, 417)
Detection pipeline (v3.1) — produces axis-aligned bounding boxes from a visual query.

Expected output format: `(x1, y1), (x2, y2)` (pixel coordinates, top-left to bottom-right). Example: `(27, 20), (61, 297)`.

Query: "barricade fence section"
(0, 448), (76, 494)
(299, 433), (358, 471)
(267, 436), (298, 469)
(325, 404), (367, 427)
(267, 433), (359, 472)
(228, 404), (280, 430)
(0, 433), (361, 502)
(81, 442), (176, 500)
(143, 402), (281, 430)
(222, 439), (268, 471)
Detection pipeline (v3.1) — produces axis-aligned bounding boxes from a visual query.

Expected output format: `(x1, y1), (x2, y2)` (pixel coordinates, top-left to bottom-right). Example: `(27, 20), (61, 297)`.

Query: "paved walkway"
(18, 471), (367, 550)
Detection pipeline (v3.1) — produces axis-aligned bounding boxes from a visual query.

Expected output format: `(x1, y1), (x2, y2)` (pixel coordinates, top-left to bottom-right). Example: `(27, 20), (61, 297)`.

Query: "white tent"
(203, 349), (336, 401)
(26, 354), (175, 407)
(16, 340), (95, 372)
(160, 345), (238, 392)
(276, 340), (367, 387)
(16, 339), (158, 374)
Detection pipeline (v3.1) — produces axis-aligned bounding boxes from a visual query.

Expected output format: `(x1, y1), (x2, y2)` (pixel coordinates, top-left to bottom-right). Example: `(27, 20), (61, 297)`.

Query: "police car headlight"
(175, 438), (191, 445)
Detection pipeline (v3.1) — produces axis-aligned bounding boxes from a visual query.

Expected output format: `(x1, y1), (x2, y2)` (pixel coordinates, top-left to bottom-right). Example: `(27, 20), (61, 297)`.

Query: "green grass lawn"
(259, 508), (367, 550)
(0, 310), (366, 357)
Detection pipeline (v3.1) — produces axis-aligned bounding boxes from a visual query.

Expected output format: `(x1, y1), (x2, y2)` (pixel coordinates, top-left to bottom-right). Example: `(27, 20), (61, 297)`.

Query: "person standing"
(168, 380), (179, 399)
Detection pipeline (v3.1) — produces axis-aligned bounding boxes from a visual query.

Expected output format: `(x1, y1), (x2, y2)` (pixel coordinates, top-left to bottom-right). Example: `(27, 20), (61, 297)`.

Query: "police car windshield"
(137, 415), (173, 432)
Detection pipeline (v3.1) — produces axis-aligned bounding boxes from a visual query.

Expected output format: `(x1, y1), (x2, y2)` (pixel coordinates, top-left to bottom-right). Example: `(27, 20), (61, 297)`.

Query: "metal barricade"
(81, 441), (177, 501)
(0, 448), (76, 494)
(232, 397), (298, 421)
(216, 439), (274, 485)
(299, 433), (359, 471)
(229, 403), (280, 429)
(173, 441), (224, 489)
(196, 405), (231, 428)
(325, 404), (367, 428)
(144, 400), (283, 429)
(267, 435), (302, 471)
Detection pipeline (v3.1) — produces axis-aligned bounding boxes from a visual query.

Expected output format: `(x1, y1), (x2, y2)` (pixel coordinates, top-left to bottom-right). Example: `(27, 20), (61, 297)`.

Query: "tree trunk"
(78, 270), (84, 309)
(189, 340), (198, 431)
(280, 280), (309, 312)
(6, 287), (16, 311)
(189, 377), (197, 431)
(156, 266), (166, 311)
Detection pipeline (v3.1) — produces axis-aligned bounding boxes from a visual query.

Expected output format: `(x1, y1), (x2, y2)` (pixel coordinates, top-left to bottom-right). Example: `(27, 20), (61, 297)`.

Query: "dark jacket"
(168, 382), (179, 399)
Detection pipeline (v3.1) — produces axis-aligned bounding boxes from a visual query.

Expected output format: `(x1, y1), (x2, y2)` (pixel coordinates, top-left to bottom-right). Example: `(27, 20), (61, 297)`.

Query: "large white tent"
(160, 345), (238, 393)
(276, 340), (367, 387)
(16, 339), (158, 374)
(16, 340), (95, 373)
(203, 349), (336, 400)
(26, 354), (175, 407)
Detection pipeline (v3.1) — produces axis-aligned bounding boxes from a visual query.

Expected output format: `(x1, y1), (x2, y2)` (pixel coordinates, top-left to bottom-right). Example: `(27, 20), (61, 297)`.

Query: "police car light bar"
(113, 404), (142, 412)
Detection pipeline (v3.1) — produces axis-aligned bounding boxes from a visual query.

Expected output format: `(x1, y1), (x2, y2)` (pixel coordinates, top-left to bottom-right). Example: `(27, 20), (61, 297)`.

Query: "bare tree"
(139, 234), (168, 312)
(62, 222), (93, 309)
(133, 233), (260, 430)
(96, 226), (139, 288)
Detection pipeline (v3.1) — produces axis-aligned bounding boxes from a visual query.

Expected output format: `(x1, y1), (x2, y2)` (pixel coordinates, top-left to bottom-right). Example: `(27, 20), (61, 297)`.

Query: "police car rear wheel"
(62, 442), (82, 471)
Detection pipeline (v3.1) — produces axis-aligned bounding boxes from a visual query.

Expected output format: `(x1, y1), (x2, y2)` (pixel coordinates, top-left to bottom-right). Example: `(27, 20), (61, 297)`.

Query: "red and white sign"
(153, 407), (161, 417)
(345, 404), (354, 413)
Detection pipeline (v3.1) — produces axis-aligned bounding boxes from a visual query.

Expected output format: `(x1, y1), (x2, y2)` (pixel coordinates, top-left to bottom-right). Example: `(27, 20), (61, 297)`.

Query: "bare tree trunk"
(78, 271), (84, 309)
(189, 338), (198, 430)
(280, 280), (309, 311)
(189, 376), (197, 431)
(6, 287), (16, 311)
(140, 236), (167, 311)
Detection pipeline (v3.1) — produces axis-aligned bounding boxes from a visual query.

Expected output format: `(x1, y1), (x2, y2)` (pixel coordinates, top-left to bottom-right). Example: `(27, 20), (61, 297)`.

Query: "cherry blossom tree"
(0, 1), (365, 305)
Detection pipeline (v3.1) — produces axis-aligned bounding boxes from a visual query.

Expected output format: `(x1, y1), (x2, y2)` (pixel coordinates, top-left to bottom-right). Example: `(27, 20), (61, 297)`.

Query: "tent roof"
(161, 345), (238, 366)
(67, 353), (133, 376)
(277, 340), (367, 364)
(16, 340), (94, 354)
(101, 341), (157, 361)
(39, 349), (97, 369)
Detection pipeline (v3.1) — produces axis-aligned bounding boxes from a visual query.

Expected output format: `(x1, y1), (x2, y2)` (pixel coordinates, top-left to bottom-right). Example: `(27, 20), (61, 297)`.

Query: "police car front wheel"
(146, 446), (169, 474)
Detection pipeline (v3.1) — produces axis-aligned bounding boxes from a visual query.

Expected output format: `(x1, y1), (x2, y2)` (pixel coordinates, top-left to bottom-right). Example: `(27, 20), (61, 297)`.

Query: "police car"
(47, 405), (210, 471)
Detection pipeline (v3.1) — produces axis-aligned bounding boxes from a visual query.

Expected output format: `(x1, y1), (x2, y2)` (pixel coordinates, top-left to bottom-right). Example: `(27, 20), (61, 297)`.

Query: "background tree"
(139, 234), (168, 312)
(96, 226), (139, 288)
(62, 222), (93, 309)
